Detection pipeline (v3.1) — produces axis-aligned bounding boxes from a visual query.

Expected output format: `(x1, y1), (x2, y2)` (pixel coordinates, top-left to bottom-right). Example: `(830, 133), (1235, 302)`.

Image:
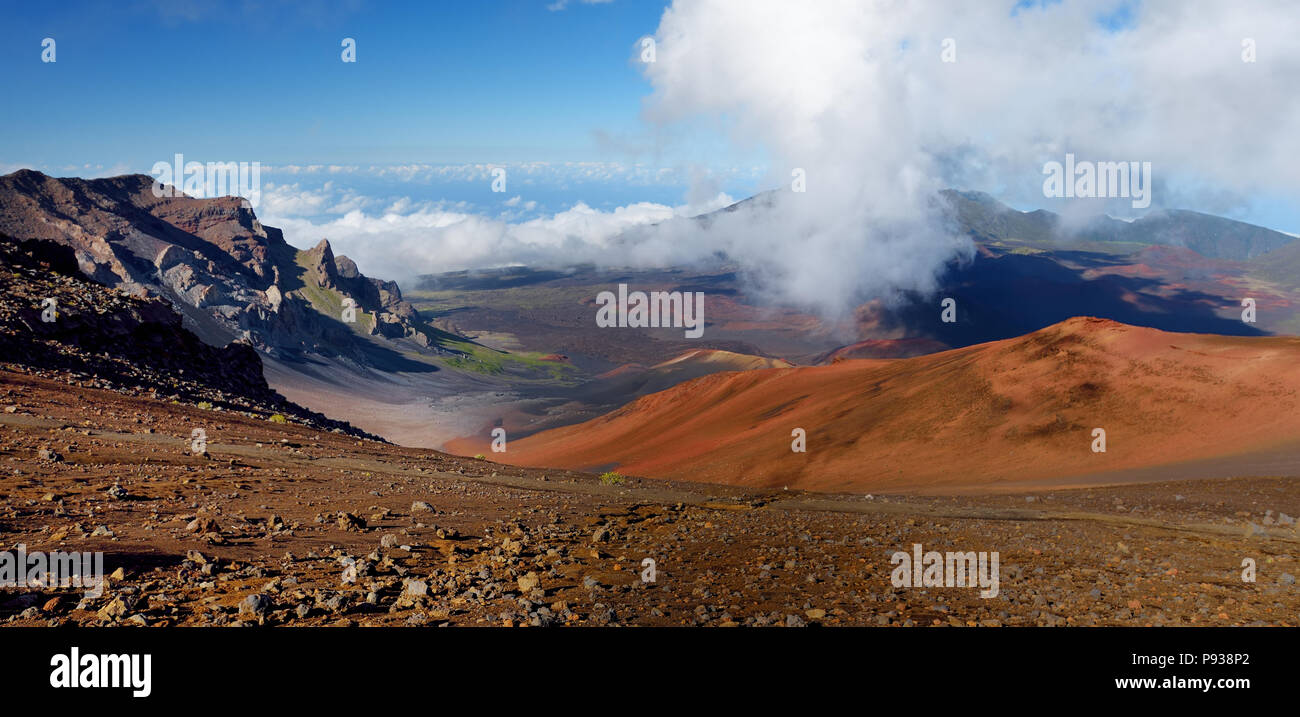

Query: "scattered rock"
(336, 512), (367, 532)
(517, 572), (541, 593)
(238, 594), (272, 620)
(96, 597), (129, 622)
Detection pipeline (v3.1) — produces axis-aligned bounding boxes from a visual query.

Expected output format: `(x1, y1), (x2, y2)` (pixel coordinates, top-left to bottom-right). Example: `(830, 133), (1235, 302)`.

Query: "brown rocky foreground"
(1, 370), (1297, 627)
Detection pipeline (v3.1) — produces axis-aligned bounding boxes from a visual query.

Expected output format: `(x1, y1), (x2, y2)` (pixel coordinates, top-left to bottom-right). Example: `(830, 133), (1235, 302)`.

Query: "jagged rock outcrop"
(294, 238), (429, 342)
(302, 238), (341, 290)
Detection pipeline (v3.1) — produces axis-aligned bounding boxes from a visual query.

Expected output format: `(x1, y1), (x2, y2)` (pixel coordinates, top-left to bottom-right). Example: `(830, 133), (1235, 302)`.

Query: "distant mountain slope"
(502, 318), (1300, 492)
(941, 189), (1297, 260)
(832, 190), (1300, 349)
(1250, 239), (1300, 289)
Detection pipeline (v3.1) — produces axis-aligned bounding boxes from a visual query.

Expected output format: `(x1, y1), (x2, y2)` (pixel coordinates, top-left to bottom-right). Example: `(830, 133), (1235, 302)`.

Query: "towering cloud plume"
(628, 0), (1300, 314)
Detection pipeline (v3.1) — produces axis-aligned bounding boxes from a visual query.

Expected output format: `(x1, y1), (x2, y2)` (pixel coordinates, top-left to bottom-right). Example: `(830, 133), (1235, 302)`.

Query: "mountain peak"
(302, 239), (339, 288)
(310, 237), (334, 256)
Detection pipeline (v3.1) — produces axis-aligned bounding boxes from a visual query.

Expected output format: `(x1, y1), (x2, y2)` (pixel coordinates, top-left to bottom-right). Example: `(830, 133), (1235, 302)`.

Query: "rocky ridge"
(0, 170), (451, 362)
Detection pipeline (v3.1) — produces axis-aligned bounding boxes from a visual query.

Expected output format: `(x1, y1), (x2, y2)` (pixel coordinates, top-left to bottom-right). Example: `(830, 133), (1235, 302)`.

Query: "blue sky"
(1, 0), (671, 167)
(0, 0), (763, 216)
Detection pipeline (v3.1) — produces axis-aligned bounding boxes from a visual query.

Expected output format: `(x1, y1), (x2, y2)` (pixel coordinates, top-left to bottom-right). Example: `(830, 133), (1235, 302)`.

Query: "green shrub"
(268, 413), (288, 424)
(599, 471), (625, 486)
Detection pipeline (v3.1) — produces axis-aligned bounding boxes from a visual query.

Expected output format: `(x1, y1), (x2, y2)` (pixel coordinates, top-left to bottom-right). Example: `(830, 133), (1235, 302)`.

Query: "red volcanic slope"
(501, 318), (1300, 493)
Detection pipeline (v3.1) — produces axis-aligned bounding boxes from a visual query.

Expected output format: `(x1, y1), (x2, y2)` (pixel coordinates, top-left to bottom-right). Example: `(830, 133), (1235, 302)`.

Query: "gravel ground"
(2, 370), (1297, 628)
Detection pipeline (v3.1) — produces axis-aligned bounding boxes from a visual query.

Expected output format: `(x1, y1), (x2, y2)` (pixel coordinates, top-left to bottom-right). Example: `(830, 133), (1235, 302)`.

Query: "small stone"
(186, 517), (218, 534)
(517, 572), (541, 593)
(336, 512), (367, 532)
(97, 597), (129, 621)
(403, 579), (429, 598)
(238, 594), (272, 620)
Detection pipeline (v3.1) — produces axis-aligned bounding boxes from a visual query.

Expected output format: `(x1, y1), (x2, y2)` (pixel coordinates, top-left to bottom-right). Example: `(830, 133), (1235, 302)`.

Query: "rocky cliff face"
(0, 170), (446, 361)
(0, 235), (373, 436)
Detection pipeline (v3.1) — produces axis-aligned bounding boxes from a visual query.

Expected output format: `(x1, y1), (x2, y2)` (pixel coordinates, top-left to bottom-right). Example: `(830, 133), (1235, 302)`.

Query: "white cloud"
(261, 184), (734, 284)
(260, 182), (335, 217)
